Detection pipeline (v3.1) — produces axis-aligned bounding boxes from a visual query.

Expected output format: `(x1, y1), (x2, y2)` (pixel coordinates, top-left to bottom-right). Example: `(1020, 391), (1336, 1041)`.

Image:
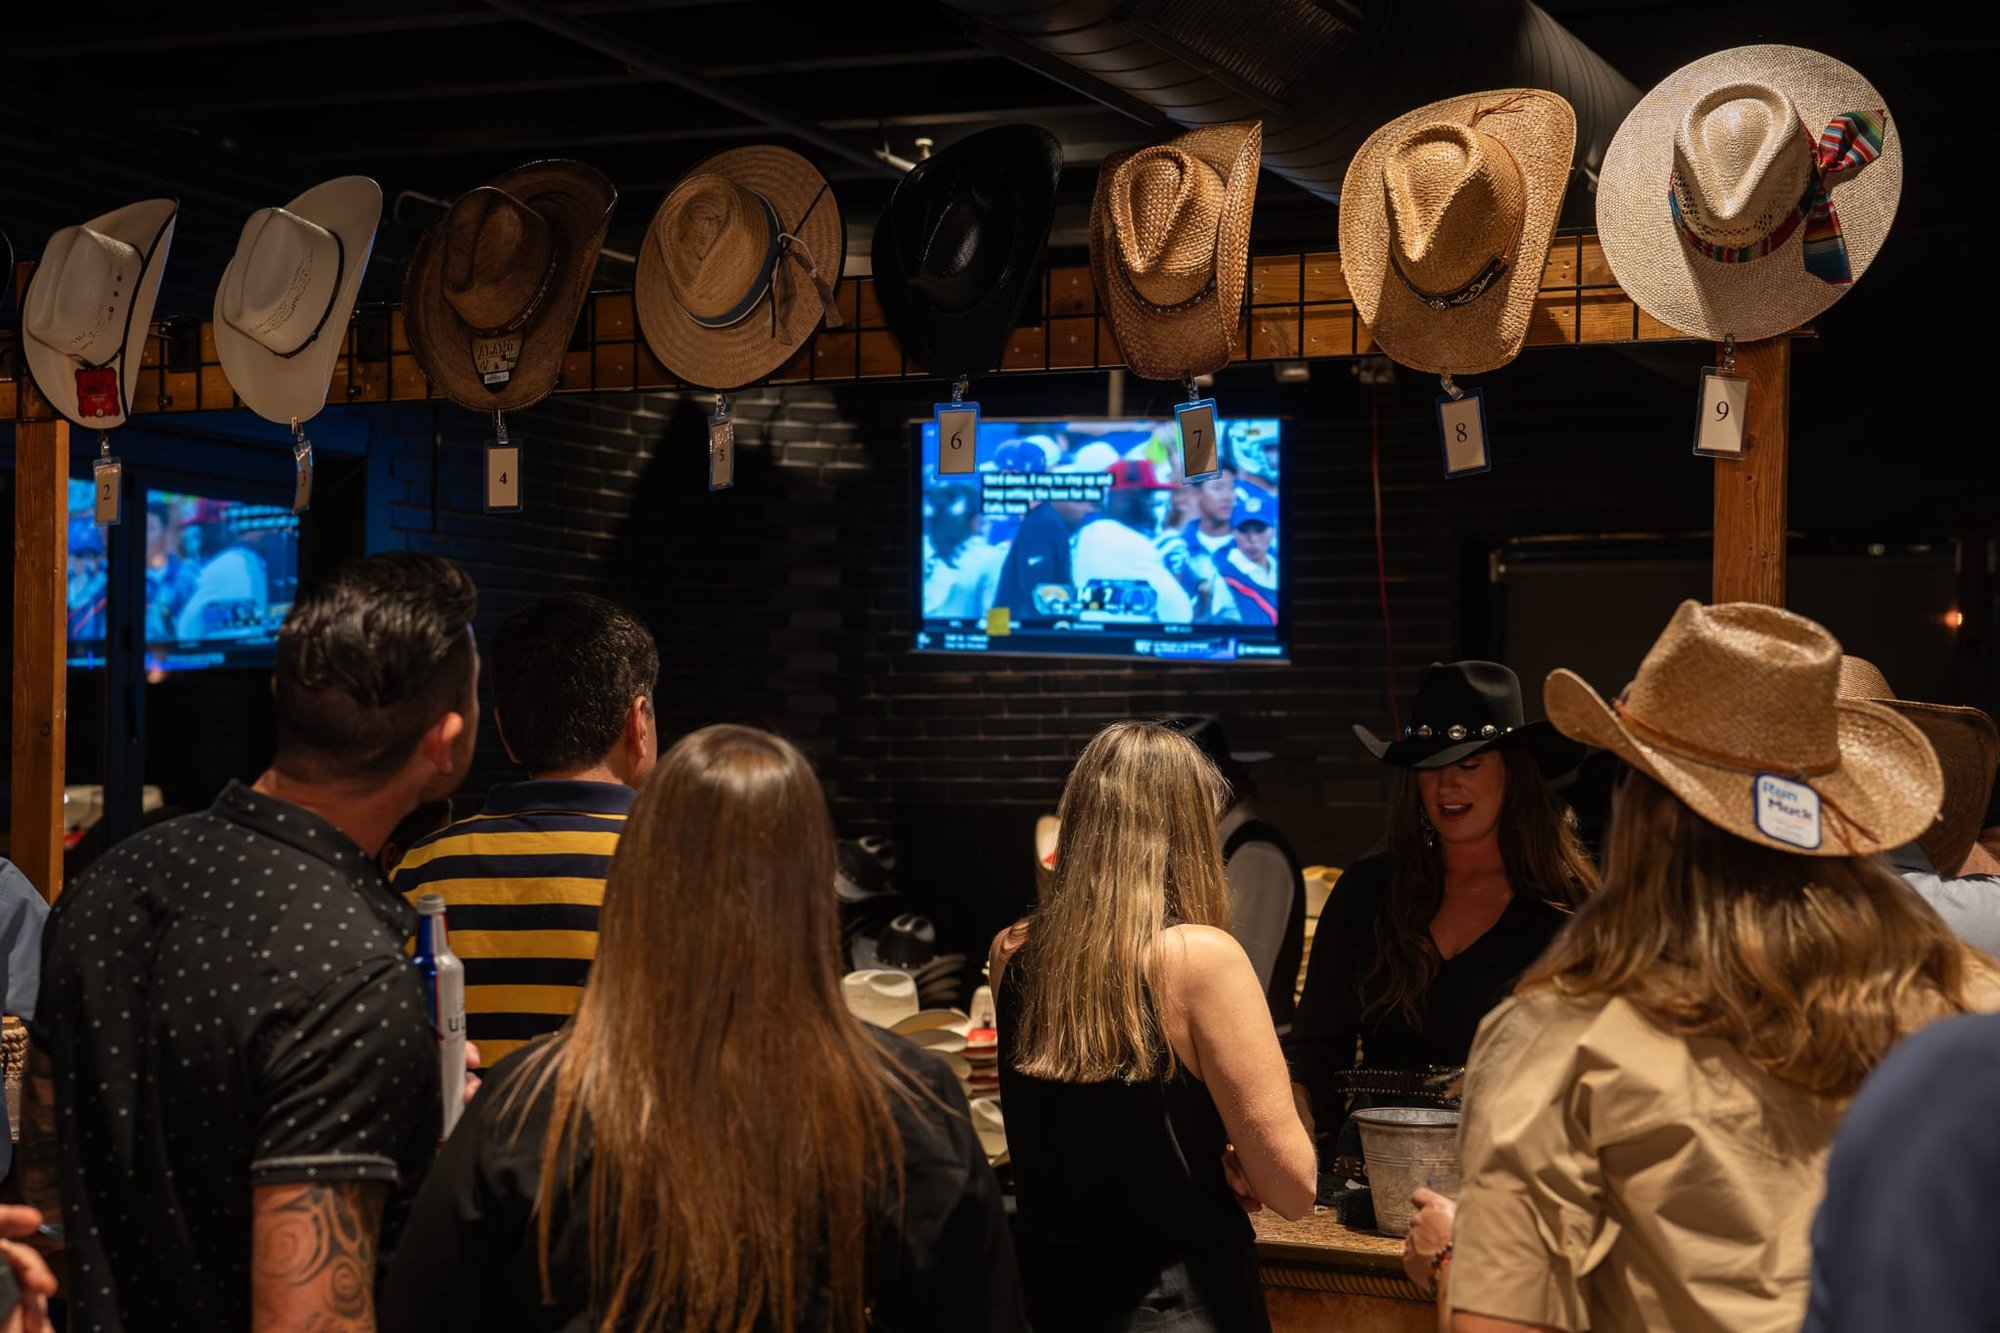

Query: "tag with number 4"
(1693, 368), (1748, 458)
(485, 439), (522, 513)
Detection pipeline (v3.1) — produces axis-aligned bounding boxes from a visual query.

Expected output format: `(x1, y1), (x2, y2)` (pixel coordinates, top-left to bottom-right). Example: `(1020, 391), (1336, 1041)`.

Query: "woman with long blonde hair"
(993, 721), (1315, 1332)
(382, 724), (1027, 1333)
(1433, 603), (2000, 1333)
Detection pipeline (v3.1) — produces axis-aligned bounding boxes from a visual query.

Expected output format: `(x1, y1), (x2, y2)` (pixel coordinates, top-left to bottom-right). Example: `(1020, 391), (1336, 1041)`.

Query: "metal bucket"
(1351, 1107), (1461, 1237)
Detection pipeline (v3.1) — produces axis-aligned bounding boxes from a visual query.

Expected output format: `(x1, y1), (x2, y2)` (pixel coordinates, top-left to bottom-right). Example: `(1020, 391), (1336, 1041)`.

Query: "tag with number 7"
(1693, 368), (1749, 458)
(1178, 397), (1219, 483)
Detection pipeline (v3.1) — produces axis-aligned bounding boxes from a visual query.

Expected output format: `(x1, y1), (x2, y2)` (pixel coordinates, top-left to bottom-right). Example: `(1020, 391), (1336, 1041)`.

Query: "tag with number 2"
(1693, 368), (1749, 458)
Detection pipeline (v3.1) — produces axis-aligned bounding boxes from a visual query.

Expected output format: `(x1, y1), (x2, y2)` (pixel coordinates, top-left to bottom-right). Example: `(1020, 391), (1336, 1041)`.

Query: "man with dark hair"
(28, 551), (480, 1333)
(394, 592), (659, 1064)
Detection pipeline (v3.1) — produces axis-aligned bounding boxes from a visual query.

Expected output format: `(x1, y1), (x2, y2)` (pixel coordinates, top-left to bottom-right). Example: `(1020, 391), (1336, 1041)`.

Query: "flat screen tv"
(914, 417), (1286, 662)
(67, 483), (301, 671)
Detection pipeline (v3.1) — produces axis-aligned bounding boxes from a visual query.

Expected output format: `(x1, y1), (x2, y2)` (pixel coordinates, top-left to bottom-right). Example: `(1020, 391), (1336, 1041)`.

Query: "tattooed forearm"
(20, 1045), (63, 1230)
(251, 1180), (385, 1333)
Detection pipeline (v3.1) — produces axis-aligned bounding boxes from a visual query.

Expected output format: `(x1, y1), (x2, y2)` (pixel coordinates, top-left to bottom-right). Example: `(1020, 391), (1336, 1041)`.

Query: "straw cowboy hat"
(214, 176), (381, 426)
(1838, 657), (1999, 875)
(403, 160), (616, 413)
(637, 145), (845, 393)
(1545, 601), (1940, 857)
(23, 199), (178, 431)
(1356, 660), (1585, 774)
(1340, 90), (1576, 376)
(1597, 45), (1900, 342)
(1090, 121), (1261, 383)
(873, 124), (1063, 381)
(840, 969), (919, 1029)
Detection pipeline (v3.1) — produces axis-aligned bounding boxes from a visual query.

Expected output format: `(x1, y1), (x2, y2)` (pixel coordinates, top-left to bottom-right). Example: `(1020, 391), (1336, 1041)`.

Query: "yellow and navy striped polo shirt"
(391, 779), (634, 1064)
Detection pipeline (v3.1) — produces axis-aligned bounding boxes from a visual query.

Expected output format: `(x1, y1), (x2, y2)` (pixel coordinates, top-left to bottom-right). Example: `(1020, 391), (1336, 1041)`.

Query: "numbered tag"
(93, 454), (122, 526)
(1693, 368), (1749, 457)
(1176, 398), (1219, 483)
(484, 439), (522, 513)
(936, 402), (979, 476)
(291, 437), (314, 514)
(1753, 773), (1822, 850)
(708, 413), (735, 492)
(1436, 388), (1490, 477)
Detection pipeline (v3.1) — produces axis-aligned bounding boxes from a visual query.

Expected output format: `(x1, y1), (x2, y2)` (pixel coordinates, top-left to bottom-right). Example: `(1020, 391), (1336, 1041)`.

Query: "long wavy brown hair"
(509, 725), (903, 1333)
(1365, 748), (1597, 1027)
(1521, 769), (1983, 1098)
(1011, 721), (1233, 1084)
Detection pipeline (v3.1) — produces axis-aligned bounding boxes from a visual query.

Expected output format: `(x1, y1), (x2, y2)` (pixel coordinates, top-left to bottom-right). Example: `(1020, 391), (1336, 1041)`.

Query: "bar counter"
(1255, 1209), (1433, 1332)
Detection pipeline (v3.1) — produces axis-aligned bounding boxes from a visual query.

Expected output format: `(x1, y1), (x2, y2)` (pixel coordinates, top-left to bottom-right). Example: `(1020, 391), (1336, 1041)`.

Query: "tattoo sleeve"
(20, 1044), (63, 1230)
(251, 1180), (386, 1333)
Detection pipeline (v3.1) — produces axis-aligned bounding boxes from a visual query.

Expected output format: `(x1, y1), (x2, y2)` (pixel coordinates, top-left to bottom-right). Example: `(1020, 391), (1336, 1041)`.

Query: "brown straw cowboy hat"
(403, 160), (616, 413)
(1340, 90), (1575, 376)
(1544, 601), (1941, 858)
(1838, 657), (2000, 875)
(636, 145), (845, 393)
(1089, 121), (1261, 383)
(1597, 45), (1900, 342)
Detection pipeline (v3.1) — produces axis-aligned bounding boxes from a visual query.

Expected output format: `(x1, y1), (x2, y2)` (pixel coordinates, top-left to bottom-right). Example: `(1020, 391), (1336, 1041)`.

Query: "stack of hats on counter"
(837, 979), (1006, 1164)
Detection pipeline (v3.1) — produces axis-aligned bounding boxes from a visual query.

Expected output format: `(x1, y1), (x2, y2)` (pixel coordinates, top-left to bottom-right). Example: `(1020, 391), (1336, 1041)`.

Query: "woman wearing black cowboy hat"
(1283, 662), (1596, 1142)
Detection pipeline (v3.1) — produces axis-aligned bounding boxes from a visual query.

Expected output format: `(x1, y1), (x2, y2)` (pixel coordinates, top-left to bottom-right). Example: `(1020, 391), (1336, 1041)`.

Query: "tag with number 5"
(936, 402), (979, 476)
(1692, 368), (1748, 458)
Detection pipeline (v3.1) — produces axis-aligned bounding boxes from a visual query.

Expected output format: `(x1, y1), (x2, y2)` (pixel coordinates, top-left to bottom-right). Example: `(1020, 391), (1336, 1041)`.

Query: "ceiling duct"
(945, 0), (1638, 226)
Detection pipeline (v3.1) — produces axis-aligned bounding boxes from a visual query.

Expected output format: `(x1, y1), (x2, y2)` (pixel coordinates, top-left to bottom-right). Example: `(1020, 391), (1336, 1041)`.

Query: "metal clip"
(290, 416), (307, 448)
(1721, 333), (1737, 375)
(950, 375), (968, 404)
(97, 431), (111, 457)
(493, 410), (509, 446)
(1439, 370), (1465, 401)
(1181, 372), (1198, 404)
(711, 393), (730, 426)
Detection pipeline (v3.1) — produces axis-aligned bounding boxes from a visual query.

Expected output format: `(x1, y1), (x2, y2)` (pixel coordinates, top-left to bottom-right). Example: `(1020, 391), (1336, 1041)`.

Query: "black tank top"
(997, 955), (1252, 1252)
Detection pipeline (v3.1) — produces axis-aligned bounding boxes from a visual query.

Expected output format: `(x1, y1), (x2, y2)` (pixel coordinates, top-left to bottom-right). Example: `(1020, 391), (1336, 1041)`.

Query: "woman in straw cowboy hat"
(1419, 602), (2000, 1333)
(382, 726), (1027, 1333)
(992, 721), (1314, 1332)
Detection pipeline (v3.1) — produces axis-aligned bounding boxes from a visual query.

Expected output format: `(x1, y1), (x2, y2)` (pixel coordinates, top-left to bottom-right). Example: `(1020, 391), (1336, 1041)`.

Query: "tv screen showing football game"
(914, 417), (1285, 662)
(67, 483), (301, 672)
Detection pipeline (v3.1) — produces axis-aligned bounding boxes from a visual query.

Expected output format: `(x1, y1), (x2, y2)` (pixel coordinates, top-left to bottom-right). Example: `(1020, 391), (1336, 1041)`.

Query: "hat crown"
(1407, 660), (1529, 734)
(25, 225), (139, 364)
(907, 180), (1013, 314)
(656, 174), (779, 325)
(1383, 121), (1525, 292)
(1109, 144), (1226, 308)
(1836, 655), (1898, 702)
(440, 186), (555, 335)
(1623, 601), (1842, 770)
(220, 206), (342, 357)
(1672, 82), (1813, 248)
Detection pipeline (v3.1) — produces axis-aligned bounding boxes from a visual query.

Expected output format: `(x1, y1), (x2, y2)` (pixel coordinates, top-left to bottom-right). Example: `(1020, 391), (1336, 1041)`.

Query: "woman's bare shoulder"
(988, 919), (1033, 984)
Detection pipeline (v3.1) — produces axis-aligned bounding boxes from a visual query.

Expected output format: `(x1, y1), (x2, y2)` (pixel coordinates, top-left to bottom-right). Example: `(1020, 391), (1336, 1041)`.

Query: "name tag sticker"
(484, 440), (522, 513)
(1177, 397), (1219, 483)
(1437, 388), (1490, 477)
(1694, 368), (1749, 458)
(1753, 773), (1822, 850)
(936, 403), (979, 476)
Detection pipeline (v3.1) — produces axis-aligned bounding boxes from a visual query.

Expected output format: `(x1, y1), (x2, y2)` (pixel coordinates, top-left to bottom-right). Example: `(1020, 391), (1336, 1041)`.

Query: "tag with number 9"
(936, 402), (979, 476)
(1693, 368), (1749, 458)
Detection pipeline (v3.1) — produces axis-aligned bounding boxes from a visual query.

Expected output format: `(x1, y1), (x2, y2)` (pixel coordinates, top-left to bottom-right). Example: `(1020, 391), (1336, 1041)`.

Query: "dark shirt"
(34, 781), (442, 1333)
(1803, 1011), (2000, 1332)
(381, 1029), (1027, 1333)
(1284, 855), (1569, 1120)
(990, 501), (1074, 621)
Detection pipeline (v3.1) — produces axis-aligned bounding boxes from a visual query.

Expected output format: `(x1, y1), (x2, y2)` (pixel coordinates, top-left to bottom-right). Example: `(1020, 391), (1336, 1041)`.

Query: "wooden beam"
(1711, 336), (1791, 606)
(11, 420), (67, 903)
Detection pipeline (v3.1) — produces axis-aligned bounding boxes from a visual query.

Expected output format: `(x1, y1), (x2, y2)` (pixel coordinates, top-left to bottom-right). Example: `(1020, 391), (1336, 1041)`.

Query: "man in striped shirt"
(394, 593), (659, 1064)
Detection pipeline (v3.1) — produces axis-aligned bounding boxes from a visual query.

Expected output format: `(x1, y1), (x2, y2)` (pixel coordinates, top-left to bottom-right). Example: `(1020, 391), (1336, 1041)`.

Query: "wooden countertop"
(1252, 1209), (1409, 1271)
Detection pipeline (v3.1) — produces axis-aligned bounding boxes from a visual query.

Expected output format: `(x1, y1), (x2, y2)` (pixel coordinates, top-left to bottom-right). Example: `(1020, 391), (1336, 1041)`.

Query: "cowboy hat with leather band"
(1341, 89), (1575, 376)
(1545, 601), (1939, 858)
(1597, 45), (1900, 342)
(215, 176), (382, 426)
(637, 144), (844, 393)
(1090, 120), (1261, 383)
(1837, 656), (1999, 875)
(1357, 660), (1584, 775)
(24, 199), (178, 431)
(403, 160), (616, 413)
(873, 124), (1062, 381)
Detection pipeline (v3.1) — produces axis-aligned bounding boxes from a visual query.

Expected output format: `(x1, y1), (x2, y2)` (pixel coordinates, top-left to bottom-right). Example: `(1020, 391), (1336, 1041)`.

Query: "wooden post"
(1712, 336), (1791, 605)
(12, 421), (67, 903)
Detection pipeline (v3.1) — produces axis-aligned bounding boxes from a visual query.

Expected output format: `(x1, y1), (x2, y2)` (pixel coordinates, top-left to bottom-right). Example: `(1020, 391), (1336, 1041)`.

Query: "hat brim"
(1090, 121), (1260, 383)
(873, 125), (1062, 380)
(214, 176), (382, 427)
(1354, 718), (1584, 775)
(1879, 701), (2000, 874)
(403, 159), (615, 413)
(1544, 667), (1940, 857)
(1341, 89), (1575, 376)
(1597, 44), (1901, 342)
(24, 198), (177, 432)
(636, 145), (844, 393)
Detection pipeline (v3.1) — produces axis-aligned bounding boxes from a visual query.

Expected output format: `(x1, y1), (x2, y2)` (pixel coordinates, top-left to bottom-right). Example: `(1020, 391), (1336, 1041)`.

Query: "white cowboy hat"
(840, 968), (919, 1029)
(1597, 45), (1900, 342)
(24, 199), (178, 431)
(214, 176), (382, 427)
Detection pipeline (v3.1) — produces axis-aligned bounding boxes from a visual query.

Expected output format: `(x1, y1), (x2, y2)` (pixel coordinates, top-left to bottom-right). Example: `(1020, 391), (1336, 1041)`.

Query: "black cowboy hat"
(1355, 660), (1585, 774)
(871, 125), (1062, 381)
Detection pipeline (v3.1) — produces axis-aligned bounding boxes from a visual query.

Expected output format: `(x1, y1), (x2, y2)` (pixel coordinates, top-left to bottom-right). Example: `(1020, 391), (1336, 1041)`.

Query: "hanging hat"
(0, 233), (14, 311)
(1545, 602), (1940, 857)
(214, 177), (382, 427)
(23, 199), (178, 430)
(1837, 657), (1999, 875)
(1341, 90), (1576, 376)
(873, 125), (1063, 381)
(840, 969), (919, 1029)
(1596, 45), (1899, 342)
(637, 145), (844, 393)
(1090, 121), (1261, 383)
(1356, 660), (1585, 774)
(403, 160), (616, 413)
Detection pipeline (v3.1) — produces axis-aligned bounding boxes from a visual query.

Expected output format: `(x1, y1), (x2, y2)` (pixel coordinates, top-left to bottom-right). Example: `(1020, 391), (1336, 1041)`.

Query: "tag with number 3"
(1693, 368), (1748, 458)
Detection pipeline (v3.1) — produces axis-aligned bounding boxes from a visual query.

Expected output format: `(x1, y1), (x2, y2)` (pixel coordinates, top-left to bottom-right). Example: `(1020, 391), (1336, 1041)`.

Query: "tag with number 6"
(1693, 368), (1749, 458)
(936, 402), (979, 476)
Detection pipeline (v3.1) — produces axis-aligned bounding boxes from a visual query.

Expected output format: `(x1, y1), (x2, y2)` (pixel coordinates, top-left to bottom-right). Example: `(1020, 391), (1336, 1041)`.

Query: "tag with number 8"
(936, 402), (979, 476)
(1693, 368), (1749, 458)
(1436, 388), (1490, 478)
